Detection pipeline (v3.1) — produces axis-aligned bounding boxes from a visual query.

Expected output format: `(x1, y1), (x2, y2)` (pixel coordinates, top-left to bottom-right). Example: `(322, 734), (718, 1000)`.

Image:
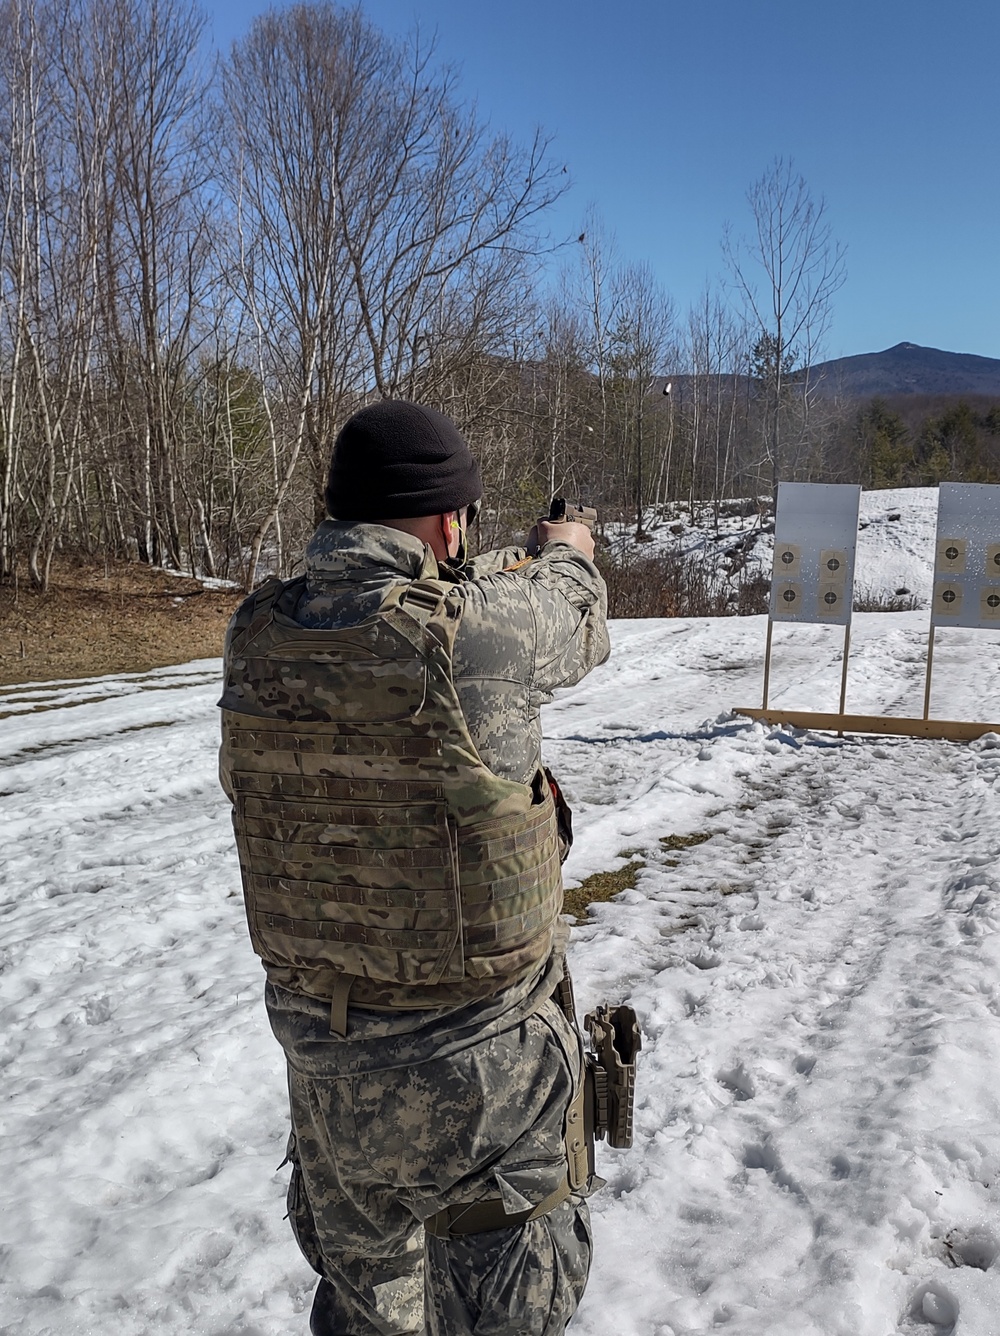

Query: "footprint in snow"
(742, 1140), (805, 1198)
(830, 1153), (851, 1180)
(940, 1225), (999, 1271)
(717, 1062), (756, 1101)
(903, 1281), (959, 1333)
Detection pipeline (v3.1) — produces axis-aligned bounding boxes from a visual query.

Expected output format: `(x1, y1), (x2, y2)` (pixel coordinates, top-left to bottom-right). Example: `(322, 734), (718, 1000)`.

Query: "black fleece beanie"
(324, 400), (482, 520)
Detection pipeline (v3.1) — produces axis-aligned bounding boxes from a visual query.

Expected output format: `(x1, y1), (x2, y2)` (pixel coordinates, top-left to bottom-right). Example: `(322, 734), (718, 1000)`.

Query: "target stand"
(736, 482), (1000, 743)
(737, 483), (859, 737)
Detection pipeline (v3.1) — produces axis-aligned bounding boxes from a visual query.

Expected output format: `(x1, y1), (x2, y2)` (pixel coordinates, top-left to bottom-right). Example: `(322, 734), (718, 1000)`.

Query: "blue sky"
(206, 0), (1000, 361)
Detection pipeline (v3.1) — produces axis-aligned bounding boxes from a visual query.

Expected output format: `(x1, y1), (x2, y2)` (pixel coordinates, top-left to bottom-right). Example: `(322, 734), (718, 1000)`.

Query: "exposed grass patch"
(660, 831), (712, 852)
(853, 588), (919, 612)
(660, 831), (713, 865)
(562, 859), (644, 923)
(564, 832), (719, 922)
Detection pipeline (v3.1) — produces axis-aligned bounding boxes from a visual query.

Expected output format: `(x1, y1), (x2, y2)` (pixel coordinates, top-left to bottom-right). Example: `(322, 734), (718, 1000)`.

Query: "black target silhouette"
(826, 557), (841, 572)
(780, 550), (794, 565)
(988, 594), (1000, 609)
(942, 588), (957, 604)
(824, 590), (839, 605)
(782, 588), (797, 603)
(993, 552), (1000, 568)
(945, 546), (959, 561)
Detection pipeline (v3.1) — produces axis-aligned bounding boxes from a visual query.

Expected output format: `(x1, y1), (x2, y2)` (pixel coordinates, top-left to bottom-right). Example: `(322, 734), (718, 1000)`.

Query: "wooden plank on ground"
(734, 709), (1000, 742)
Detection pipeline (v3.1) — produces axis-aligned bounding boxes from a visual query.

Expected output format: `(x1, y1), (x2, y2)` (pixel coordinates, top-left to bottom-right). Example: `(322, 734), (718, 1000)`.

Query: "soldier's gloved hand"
(527, 520), (596, 560)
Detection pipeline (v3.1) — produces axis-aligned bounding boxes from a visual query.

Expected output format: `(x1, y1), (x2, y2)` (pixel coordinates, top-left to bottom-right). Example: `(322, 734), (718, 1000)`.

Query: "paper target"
(818, 584), (846, 615)
(773, 580), (804, 611)
(774, 543), (802, 577)
(936, 537), (967, 574)
(933, 582), (964, 617)
(980, 586), (1000, 621)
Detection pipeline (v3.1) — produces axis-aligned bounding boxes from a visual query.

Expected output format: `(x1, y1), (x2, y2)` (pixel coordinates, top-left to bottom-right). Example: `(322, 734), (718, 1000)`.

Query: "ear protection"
(447, 512), (468, 567)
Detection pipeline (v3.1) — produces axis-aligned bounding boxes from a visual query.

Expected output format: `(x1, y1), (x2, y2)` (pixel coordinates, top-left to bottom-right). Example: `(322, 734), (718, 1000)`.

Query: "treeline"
(0, 0), (574, 588)
(846, 397), (1000, 490)
(3, 0), (990, 595)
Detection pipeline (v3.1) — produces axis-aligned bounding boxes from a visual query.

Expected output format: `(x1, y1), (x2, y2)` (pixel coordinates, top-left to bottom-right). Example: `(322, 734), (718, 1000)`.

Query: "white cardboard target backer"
(769, 483), (861, 626)
(930, 483), (1000, 629)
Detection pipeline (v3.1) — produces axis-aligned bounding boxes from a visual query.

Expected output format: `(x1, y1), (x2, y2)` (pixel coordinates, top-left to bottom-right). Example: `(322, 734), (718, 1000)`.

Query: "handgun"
(546, 497), (598, 530)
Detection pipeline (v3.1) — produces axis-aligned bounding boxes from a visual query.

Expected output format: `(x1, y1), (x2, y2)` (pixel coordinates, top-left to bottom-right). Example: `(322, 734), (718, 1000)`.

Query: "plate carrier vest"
(219, 574), (564, 1016)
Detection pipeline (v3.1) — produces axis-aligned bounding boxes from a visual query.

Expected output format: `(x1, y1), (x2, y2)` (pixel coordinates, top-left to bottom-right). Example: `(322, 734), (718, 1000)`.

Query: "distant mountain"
(650, 343), (1000, 406)
(809, 342), (1000, 398)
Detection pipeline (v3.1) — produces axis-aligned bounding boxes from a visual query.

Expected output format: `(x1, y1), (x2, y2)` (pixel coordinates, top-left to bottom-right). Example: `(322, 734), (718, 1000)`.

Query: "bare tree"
(576, 210), (620, 492)
(0, 0), (113, 588)
(683, 286), (748, 522)
(223, 3), (565, 588)
(223, 2), (363, 586)
(607, 261), (674, 534)
(723, 156), (845, 496)
(93, 0), (215, 569)
(0, 0), (42, 580)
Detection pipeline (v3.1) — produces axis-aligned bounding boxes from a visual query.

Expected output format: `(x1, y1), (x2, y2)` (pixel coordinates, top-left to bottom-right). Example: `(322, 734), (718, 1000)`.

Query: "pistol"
(547, 497), (598, 531)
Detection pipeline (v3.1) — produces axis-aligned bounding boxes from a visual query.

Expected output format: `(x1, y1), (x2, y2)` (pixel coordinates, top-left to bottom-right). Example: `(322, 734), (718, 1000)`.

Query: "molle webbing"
(220, 575), (563, 1008)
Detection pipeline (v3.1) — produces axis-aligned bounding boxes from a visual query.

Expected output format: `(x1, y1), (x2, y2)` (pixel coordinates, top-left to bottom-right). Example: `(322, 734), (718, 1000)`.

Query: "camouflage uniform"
(221, 521), (610, 1335)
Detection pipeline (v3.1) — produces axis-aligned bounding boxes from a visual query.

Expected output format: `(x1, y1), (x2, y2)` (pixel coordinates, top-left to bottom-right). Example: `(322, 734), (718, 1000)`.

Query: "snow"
(625, 486), (940, 607)
(155, 567), (242, 591)
(5, 599), (1000, 1331)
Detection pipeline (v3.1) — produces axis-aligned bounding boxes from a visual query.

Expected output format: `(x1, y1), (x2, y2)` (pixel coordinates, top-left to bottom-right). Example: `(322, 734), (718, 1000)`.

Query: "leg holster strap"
(422, 1176), (572, 1239)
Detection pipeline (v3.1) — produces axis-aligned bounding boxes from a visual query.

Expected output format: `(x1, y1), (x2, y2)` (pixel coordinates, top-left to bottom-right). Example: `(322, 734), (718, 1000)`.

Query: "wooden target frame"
(737, 483), (1000, 742)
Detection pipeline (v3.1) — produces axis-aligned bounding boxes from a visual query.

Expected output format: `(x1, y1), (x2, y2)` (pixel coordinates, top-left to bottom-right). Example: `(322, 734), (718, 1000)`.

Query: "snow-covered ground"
(5, 607), (1000, 1334)
(624, 487), (940, 607)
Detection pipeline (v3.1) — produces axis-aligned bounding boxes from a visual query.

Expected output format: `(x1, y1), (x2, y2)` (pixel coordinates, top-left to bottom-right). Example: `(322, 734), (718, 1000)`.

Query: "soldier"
(219, 400), (610, 1335)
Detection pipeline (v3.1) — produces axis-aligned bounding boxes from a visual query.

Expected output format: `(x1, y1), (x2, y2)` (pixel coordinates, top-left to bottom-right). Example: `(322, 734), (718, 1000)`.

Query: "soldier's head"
(325, 400), (482, 561)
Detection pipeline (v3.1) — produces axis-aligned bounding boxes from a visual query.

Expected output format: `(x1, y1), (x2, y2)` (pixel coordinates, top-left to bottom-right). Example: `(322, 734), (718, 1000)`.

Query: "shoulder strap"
(228, 575), (288, 656)
(400, 577), (449, 617)
(399, 577), (466, 656)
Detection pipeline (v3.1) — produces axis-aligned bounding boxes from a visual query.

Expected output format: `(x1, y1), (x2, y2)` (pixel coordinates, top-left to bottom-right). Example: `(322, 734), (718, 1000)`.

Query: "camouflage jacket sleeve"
(464, 546), (529, 577)
(447, 541), (610, 783)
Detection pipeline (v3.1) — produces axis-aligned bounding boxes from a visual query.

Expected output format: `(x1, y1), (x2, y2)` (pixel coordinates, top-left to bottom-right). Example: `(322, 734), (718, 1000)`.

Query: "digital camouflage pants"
(267, 980), (593, 1336)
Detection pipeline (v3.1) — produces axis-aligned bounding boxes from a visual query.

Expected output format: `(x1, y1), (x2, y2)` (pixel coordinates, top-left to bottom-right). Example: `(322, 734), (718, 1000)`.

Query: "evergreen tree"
(854, 400), (911, 487)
